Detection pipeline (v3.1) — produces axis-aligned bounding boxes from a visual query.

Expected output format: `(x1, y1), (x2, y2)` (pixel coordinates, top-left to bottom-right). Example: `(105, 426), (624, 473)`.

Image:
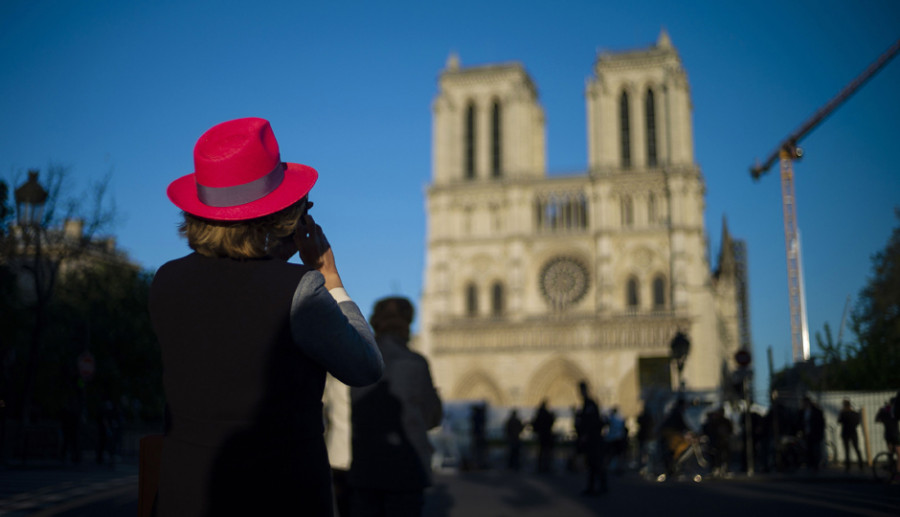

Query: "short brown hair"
(370, 297), (415, 337)
(179, 199), (306, 259)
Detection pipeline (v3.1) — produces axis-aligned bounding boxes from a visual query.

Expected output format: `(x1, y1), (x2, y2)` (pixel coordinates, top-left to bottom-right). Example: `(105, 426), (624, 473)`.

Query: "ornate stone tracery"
(539, 256), (590, 309)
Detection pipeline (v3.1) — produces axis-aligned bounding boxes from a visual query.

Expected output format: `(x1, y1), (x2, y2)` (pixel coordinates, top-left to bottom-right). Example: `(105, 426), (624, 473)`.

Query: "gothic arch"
(490, 280), (504, 317)
(626, 275), (640, 309)
(524, 357), (589, 408)
(464, 100), (477, 179)
(644, 86), (658, 167)
(490, 97), (502, 177)
(453, 370), (505, 406)
(619, 89), (632, 169)
(621, 195), (634, 227)
(465, 281), (479, 317)
(652, 273), (667, 309)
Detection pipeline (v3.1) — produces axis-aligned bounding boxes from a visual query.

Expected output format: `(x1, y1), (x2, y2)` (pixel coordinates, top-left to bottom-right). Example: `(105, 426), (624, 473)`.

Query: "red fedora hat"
(167, 117), (318, 221)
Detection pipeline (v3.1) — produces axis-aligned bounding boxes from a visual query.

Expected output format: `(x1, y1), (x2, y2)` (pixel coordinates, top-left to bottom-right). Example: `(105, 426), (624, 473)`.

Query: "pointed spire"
(446, 52), (460, 72)
(717, 216), (735, 276)
(721, 215), (732, 243)
(657, 27), (672, 49)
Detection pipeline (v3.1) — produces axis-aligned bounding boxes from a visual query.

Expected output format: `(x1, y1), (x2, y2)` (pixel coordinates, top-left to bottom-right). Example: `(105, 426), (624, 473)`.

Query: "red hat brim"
(167, 162), (318, 221)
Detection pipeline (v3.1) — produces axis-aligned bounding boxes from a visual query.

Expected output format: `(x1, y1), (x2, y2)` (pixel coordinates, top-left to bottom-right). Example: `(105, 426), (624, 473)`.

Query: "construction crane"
(750, 38), (900, 364)
(837, 294), (851, 347)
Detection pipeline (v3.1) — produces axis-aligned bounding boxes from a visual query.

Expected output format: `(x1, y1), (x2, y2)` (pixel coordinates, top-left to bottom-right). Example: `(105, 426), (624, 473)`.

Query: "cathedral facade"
(420, 32), (747, 418)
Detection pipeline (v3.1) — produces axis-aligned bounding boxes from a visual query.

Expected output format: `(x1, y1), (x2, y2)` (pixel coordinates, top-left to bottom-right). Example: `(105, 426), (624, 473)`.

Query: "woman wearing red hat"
(150, 117), (383, 516)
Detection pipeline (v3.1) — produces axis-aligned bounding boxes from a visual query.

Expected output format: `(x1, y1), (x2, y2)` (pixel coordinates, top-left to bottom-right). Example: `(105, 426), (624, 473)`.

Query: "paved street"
(0, 462), (137, 516)
(424, 468), (900, 517)
(2, 461), (898, 516)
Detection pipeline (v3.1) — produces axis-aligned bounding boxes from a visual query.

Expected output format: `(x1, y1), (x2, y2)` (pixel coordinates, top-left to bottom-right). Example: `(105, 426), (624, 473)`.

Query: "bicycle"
(653, 432), (713, 482)
(871, 449), (898, 483)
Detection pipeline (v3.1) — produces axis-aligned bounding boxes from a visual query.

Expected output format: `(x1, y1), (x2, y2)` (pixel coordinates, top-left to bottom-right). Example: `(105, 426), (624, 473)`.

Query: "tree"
(848, 208), (900, 387)
(814, 322), (860, 390)
(39, 261), (163, 422)
(1, 164), (120, 425)
(809, 210), (900, 390)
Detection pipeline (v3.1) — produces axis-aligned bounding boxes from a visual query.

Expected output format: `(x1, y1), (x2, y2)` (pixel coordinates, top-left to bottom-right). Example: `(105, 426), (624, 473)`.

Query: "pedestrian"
(837, 399), (864, 472)
(875, 393), (900, 473)
(150, 117), (383, 516)
(349, 296), (442, 517)
(801, 395), (825, 471)
(59, 394), (81, 464)
(532, 400), (556, 473)
(604, 407), (627, 474)
(96, 398), (121, 465)
(567, 405), (583, 472)
(752, 408), (771, 472)
(431, 413), (460, 471)
(659, 398), (691, 477)
(636, 404), (654, 471)
(504, 409), (524, 471)
(470, 402), (488, 469)
(577, 381), (608, 495)
(701, 407), (732, 476)
(324, 374), (353, 517)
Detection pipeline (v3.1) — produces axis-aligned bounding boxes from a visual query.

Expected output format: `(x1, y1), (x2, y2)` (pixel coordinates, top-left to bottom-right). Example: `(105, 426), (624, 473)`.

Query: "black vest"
(150, 253), (332, 516)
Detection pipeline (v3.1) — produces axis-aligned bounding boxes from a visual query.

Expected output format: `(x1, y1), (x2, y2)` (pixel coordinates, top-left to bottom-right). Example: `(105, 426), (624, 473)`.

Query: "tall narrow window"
(627, 277), (639, 309)
(648, 192), (657, 224)
(491, 100), (502, 178)
(620, 91), (631, 169)
(645, 89), (658, 167)
(491, 282), (504, 316)
(621, 195), (633, 227)
(653, 275), (666, 309)
(466, 283), (478, 316)
(578, 195), (588, 228)
(465, 102), (476, 180)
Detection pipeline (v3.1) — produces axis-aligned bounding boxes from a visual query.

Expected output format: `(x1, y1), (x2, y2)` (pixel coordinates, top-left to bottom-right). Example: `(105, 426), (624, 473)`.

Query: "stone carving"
(540, 256), (589, 309)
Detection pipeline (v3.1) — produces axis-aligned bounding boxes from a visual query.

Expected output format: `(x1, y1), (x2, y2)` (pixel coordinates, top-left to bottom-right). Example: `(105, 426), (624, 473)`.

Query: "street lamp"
(14, 170), (49, 433)
(670, 330), (690, 392)
(14, 170), (48, 228)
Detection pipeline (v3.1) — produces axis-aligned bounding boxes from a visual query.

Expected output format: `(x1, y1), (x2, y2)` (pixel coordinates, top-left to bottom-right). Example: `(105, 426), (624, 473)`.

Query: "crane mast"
(751, 38), (900, 364)
(779, 146), (810, 361)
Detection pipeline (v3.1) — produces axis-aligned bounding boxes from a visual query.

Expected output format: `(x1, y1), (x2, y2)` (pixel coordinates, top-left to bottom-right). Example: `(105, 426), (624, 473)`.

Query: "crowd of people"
(485, 389), (900, 490)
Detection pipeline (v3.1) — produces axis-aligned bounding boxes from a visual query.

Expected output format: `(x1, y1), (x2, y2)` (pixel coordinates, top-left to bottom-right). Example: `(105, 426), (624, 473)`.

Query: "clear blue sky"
(2, 0), (898, 401)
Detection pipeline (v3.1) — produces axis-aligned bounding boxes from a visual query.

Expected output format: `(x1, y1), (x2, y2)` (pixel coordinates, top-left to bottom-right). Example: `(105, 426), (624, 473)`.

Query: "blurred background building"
(420, 31), (750, 420)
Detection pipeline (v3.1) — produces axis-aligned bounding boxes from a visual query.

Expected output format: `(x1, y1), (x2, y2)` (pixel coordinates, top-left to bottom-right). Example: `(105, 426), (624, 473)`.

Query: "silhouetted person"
(604, 407), (627, 474)
(470, 402), (488, 469)
(753, 409), (771, 472)
(432, 413), (460, 471)
(60, 394), (81, 464)
(324, 374), (352, 517)
(349, 297), (442, 517)
(636, 405), (654, 470)
(568, 405), (582, 472)
(659, 398), (690, 477)
(532, 400), (556, 473)
(578, 381), (607, 495)
(150, 118), (383, 516)
(702, 407), (732, 476)
(504, 409), (524, 471)
(802, 396), (825, 471)
(875, 394), (900, 473)
(837, 399), (864, 472)
(96, 398), (121, 465)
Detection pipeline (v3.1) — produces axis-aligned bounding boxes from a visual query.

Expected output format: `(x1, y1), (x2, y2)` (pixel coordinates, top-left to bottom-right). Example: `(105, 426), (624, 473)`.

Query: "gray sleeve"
(290, 271), (383, 386)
